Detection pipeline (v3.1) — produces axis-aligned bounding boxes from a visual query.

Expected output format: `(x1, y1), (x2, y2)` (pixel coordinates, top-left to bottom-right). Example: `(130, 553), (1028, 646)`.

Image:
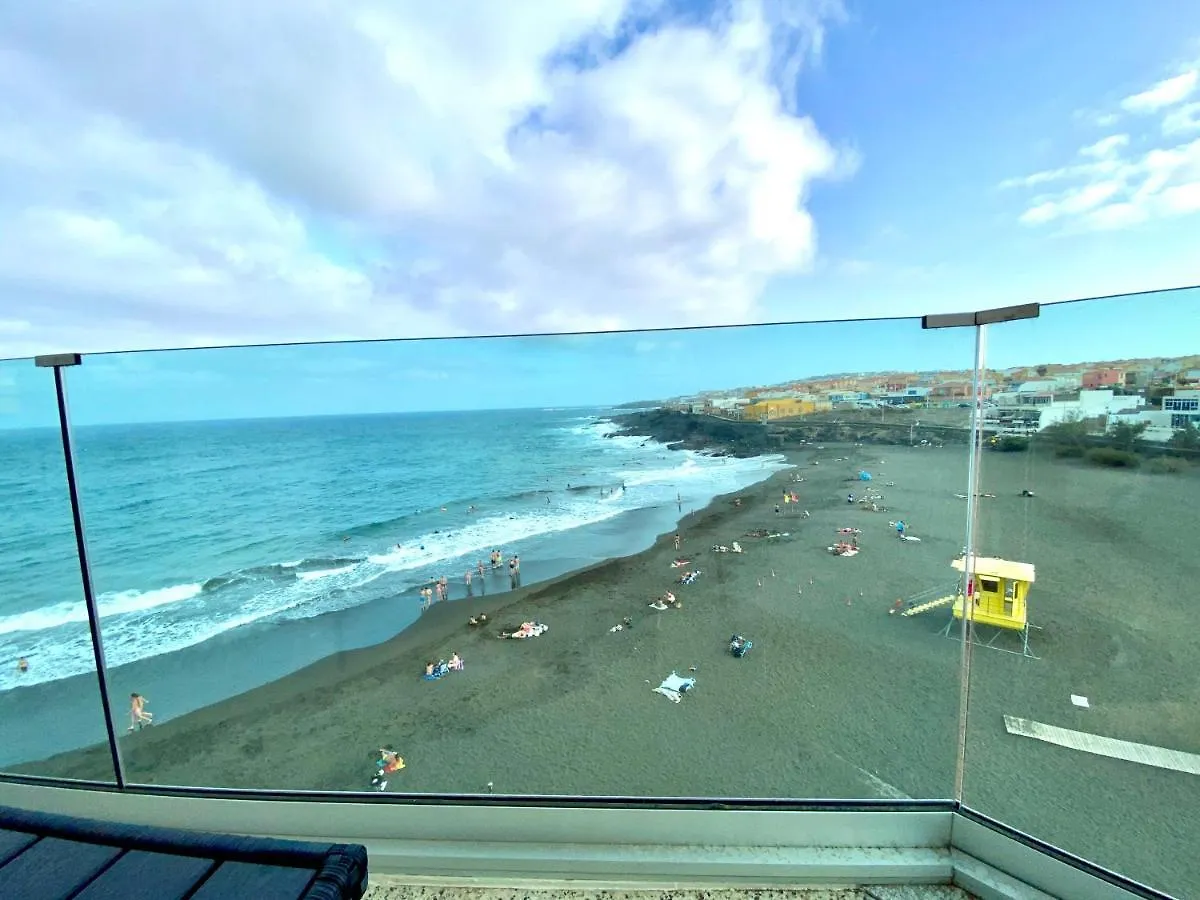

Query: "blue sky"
(1, 289), (1195, 428)
(0, 1), (1198, 365)
(759, 1), (1200, 320)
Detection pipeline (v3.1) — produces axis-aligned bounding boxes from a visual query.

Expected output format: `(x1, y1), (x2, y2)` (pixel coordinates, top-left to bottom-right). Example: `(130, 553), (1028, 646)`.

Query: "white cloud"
(1120, 70), (1198, 114)
(1078, 134), (1129, 158)
(0, 0), (849, 357)
(1004, 66), (1200, 232)
(1163, 101), (1200, 135)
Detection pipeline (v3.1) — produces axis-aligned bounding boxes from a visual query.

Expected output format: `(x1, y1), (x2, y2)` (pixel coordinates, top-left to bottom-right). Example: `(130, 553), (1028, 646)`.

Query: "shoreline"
(0, 417), (790, 763)
(17, 454), (795, 777)
(11, 440), (1200, 897)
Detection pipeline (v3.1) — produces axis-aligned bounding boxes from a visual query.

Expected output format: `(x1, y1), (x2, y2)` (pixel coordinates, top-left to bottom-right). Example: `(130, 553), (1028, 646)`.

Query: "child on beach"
(372, 748), (405, 790)
(129, 693), (152, 731)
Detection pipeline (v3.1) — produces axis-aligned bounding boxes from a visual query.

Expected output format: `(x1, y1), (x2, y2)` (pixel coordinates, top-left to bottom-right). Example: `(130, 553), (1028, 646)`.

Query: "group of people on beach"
(423, 653), (464, 678)
(420, 552), (523, 609)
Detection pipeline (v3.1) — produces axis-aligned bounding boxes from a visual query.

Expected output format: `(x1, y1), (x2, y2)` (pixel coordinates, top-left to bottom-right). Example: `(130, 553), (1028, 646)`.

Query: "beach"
(16, 441), (1200, 897)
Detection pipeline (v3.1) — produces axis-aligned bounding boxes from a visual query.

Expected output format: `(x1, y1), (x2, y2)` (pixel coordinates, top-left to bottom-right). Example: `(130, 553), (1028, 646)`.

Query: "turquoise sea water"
(0, 410), (785, 714)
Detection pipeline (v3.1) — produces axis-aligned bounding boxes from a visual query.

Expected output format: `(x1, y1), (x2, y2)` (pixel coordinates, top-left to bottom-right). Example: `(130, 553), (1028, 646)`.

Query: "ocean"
(0, 408), (785, 764)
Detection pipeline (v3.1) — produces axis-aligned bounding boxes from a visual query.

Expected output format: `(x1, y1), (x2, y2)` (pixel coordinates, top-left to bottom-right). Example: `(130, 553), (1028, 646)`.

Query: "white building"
(1042, 390), (1144, 428)
(1107, 390), (1198, 442)
(828, 391), (869, 405)
(877, 387), (931, 406)
(985, 390), (1143, 436)
(1051, 373), (1083, 391)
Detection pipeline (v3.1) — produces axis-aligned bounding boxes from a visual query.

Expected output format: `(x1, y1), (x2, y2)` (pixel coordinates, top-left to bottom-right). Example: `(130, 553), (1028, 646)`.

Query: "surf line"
(1003, 715), (1200, 776)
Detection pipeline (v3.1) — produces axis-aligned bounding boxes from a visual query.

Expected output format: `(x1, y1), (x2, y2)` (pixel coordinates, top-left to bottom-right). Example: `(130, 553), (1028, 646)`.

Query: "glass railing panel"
(53, 320), (971, 797)
(0, 358), (116, 782)
(964, 290), (1200, 898)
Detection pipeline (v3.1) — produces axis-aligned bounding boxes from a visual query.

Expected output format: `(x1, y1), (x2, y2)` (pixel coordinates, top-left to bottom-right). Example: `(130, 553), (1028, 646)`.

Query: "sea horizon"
(1, 404), (664, 433)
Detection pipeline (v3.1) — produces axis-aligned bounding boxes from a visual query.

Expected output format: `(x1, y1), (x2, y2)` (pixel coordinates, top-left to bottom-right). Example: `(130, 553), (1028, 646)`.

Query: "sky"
(0, 1), (1198, 363)
(1, 289), (1196, 428)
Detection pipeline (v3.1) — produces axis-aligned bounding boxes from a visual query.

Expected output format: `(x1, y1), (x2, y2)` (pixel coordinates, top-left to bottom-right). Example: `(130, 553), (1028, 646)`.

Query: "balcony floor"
(363, 882), (979, 899)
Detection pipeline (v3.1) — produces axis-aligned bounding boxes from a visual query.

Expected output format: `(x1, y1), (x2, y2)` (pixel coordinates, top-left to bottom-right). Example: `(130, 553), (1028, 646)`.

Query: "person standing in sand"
(465, 569), (473, 595)
(129, 693), (152, 731)
(674, 533), (681, 551)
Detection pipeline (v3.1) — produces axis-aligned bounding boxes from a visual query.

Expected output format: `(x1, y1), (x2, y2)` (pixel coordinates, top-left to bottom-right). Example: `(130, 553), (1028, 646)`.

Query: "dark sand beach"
(19, 443), (1200, 896)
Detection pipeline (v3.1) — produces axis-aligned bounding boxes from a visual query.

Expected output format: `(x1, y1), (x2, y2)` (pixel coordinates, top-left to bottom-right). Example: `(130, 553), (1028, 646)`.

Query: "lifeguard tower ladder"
(938, 556), (1039, 658)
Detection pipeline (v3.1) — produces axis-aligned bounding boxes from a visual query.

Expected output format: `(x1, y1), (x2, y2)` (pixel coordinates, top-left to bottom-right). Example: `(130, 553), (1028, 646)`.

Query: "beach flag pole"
(35, 353), (127, 788)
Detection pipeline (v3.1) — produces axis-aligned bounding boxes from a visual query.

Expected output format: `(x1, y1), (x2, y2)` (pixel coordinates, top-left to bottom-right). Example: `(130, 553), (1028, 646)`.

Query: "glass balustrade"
(0, 357), (117, 782)
(963, 291), (1200, 899)
(11, 318), (968, 798)
(2, 294), (1195, 898)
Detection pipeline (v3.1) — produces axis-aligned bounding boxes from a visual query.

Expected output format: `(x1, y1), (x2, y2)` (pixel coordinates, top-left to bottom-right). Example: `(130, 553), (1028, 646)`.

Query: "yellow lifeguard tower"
(940, 556), (1038, 657)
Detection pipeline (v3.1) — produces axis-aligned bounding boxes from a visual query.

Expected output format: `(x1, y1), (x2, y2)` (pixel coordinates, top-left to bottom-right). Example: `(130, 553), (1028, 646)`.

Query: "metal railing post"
(34, 353), (127, 788)
(922, 304), (1039, 802)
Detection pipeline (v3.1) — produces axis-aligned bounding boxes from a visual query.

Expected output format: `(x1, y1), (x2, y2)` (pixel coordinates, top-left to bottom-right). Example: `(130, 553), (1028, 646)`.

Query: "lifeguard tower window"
(980, 578), (999, 593)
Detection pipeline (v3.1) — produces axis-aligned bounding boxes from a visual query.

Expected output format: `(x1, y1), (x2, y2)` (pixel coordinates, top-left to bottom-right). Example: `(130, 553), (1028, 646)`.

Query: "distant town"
(658, 356), (1200, 443)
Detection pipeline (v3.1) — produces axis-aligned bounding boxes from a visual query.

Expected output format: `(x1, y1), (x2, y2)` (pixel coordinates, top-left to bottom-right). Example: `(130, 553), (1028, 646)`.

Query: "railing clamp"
(922, 304), (1040, 330)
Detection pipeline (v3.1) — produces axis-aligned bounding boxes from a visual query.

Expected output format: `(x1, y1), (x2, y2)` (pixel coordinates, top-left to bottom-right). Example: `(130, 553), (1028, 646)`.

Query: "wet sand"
(19, 444), (1200, 897)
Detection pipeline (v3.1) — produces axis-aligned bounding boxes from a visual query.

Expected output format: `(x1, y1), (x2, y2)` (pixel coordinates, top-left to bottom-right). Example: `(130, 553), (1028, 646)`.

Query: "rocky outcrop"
(609, 409), (779, 457)
(611, 409), (970, 454)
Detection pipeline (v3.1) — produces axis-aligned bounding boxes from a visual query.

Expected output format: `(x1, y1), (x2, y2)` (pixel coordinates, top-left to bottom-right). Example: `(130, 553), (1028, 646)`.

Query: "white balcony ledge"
(0, 780), (1169, 900)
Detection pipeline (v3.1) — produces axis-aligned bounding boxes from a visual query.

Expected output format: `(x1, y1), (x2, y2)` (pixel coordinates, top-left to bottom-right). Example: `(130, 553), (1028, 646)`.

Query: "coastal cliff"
(610, 409), (779, 457)
(611, 408), (972, 454)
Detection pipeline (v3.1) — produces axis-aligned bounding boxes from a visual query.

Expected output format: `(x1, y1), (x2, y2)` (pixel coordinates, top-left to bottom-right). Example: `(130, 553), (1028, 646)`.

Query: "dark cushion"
(72, 850), (216, 900)
(0, 804), (367, 900)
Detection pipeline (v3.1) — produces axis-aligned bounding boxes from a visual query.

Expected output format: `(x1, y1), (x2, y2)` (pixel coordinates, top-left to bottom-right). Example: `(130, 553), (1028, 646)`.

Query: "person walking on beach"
(674, 533), (681, 551)
(129, 693), (152, 731)
(465, 569), (473, 596)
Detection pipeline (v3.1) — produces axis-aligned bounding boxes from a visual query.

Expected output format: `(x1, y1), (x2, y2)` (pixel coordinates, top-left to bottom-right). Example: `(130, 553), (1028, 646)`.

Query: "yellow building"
(742, 397), (817, 420)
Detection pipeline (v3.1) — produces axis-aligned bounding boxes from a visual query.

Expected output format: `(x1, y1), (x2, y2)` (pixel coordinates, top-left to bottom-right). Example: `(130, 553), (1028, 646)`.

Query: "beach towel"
(501, 622), (548, 639)
(653, 672), (696, 703)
